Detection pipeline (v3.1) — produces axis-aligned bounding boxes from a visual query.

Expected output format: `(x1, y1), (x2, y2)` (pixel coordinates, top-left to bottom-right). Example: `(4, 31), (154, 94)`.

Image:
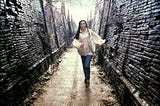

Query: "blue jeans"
(81, 55), (93, 80)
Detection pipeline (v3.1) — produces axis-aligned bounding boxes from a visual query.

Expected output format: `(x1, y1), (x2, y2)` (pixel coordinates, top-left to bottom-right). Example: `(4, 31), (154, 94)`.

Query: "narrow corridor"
(31, 48), (120, 106)
(1, 0), (159, 105)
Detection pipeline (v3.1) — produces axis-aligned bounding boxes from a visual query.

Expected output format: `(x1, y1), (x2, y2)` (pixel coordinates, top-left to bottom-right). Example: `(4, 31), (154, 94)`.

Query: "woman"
(73, 20), (105, 87)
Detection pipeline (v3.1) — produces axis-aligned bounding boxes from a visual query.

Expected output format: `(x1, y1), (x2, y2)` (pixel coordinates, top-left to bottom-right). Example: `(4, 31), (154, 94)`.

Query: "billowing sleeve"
(72, 39), (83, 49)
(89, 29), (105, 45)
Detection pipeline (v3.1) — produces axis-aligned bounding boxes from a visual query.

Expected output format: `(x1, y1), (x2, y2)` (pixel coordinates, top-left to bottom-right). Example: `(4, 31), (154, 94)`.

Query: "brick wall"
(0, 0), (71, 105)
(95, 0), (160, 105)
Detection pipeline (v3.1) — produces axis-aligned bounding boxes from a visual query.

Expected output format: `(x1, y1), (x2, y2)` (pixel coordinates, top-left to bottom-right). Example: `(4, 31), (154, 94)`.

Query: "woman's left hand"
(101, 43), (106, 48)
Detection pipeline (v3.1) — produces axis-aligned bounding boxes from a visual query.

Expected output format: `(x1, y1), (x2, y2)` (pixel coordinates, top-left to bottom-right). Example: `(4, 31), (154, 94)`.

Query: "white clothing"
(73, 29), (105, 56)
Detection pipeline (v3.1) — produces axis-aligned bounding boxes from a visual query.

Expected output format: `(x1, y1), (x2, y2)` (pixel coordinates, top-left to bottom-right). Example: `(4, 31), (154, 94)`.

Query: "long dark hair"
(75, 20), (89, 39)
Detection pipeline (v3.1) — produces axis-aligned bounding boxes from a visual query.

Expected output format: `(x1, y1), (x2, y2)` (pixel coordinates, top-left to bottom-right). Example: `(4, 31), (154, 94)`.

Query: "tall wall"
(94, 0), (160, 105)
(0, 0), (72, 105)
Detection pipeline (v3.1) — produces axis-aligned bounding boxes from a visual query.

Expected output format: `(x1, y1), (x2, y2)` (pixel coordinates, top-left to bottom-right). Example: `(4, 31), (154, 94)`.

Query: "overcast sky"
(65, 0), (96, 25)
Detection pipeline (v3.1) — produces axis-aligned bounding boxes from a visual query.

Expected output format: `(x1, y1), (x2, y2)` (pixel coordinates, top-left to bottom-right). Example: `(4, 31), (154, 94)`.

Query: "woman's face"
(80, 21), (87, 30)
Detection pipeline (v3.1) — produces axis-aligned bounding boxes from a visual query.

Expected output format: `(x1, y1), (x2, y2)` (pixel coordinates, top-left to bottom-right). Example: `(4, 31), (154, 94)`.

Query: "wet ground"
(26, 48), (120, 106)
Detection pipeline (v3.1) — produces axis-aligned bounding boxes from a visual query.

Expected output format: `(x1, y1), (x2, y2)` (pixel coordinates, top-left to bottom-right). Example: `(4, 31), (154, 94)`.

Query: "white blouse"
(73, 29), (105, 56)
(78, 30), (92, 56)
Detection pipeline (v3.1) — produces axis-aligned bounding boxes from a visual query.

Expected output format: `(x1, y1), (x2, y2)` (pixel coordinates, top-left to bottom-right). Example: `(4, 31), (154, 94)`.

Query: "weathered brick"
(95, 0), (160, 105)
(0, 0), (71, 105)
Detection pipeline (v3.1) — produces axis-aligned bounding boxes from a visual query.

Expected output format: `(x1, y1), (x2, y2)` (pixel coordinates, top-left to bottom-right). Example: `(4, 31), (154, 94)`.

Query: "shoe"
(85, 80), (90, 88)
(84, 79), (87, 83)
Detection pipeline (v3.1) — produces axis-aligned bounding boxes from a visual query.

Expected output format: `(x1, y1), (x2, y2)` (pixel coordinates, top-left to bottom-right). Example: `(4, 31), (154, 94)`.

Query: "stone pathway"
(30, 48), (120, 106)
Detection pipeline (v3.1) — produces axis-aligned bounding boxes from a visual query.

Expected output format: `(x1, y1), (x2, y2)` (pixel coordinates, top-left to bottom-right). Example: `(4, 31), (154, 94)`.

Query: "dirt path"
(30, 48), (120, 106)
